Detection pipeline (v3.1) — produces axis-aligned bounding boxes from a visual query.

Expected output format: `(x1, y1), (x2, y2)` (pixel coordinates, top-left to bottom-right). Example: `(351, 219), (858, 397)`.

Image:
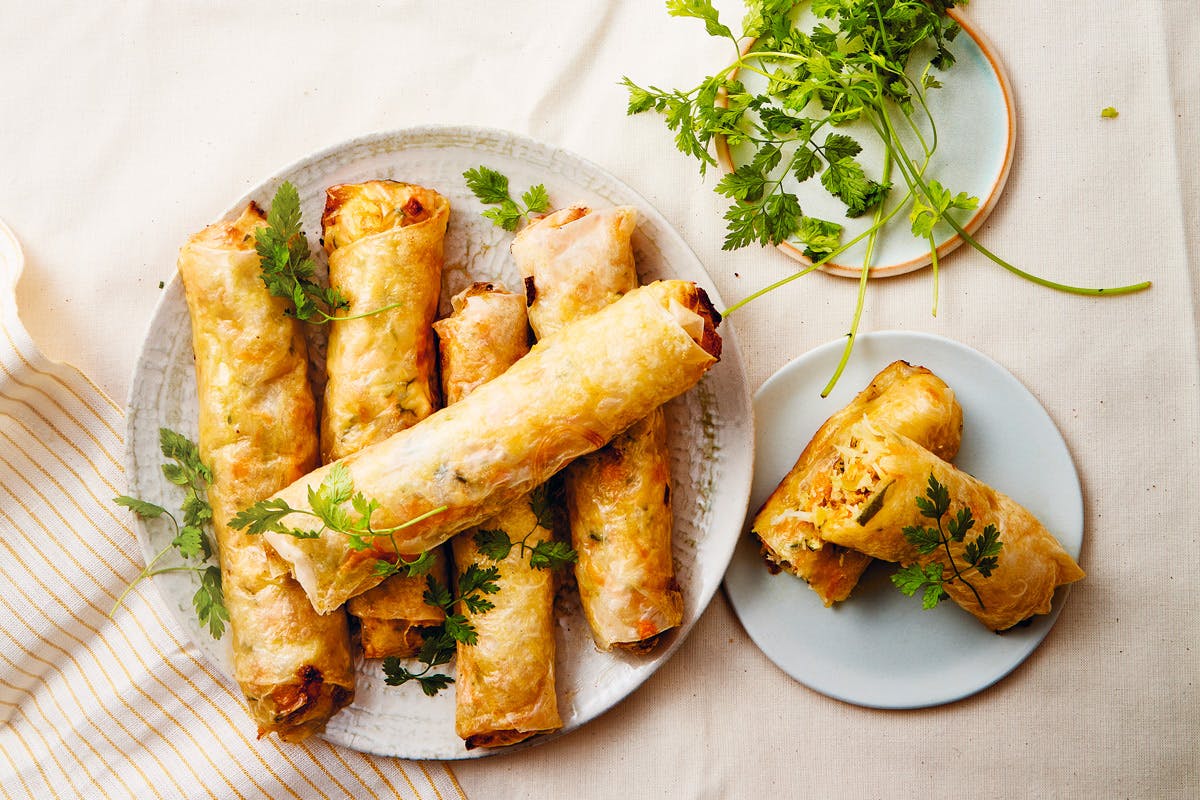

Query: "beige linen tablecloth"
(1, 1), (1197, 797)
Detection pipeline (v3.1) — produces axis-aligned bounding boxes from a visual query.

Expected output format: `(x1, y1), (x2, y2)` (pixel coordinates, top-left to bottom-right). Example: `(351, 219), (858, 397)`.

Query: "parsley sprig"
(463, 166), (550, 231)
(254, 182), (402, 323)
(380, 488), (576, 697)
(112, 429), (228, 639)
(472, 485), (578, 570)
(890, 473), (1002, 610)
(229, 462), (446, 580)
(381, 565), (501, 696)
(626, 0), (1151, 394)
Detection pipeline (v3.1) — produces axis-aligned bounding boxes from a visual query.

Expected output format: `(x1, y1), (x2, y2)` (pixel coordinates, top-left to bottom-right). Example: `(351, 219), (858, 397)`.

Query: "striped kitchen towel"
(0, 219), (467, 800)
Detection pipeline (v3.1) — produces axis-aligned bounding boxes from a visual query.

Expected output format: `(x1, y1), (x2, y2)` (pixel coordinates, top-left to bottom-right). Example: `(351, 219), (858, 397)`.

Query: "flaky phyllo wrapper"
(436, 283), (561, 749)
(264, 279), (722, 614)
(178, 204), (353, 740)
(319, 180), (450, 660)
(752, 361), (963, 605)
(513, 206), (681, 651)
(798, 418), (1085, 631)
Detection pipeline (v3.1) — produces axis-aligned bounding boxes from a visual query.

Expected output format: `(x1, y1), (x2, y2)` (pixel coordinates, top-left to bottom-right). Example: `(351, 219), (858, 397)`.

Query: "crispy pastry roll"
(800, 419), (1085, 630)
(434, 283), (561, 749)
(262, 279), (722, 613)
(320, 181), (450, 659)
(751, 361), (963, 605)
(512, 206), (681, 651)
(319, 180), (447, 462)
(177, 203), (353, 740)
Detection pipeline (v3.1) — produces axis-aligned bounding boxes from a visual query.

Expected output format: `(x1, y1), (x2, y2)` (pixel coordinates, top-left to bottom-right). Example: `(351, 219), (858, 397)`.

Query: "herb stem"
(875, 106), (1151, 296)
(937, 516), (985, 610)
(821, 148), (893, 397)
(109, 542), (174, 617)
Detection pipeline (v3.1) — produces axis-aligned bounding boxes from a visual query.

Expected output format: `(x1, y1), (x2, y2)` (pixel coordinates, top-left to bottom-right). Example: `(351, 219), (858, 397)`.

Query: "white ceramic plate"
(125, 126), (754, 758)
(716, 9), (1016, 277)
(724, 331), (1083, 708)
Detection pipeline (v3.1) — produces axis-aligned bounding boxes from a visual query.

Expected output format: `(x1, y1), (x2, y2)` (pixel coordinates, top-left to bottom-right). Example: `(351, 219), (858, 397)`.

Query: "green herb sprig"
(463, 166), (550, 231)
(112, 428), (228, 639)
(625, 0), (1150, 394)
(229, 462), (446, 581)
(381, 564), (501, 696)
(891, 473), (1002, 610)
(255, 182), (402, 323)
(472, 485), (578, 570)
(381, 487), (577, 697)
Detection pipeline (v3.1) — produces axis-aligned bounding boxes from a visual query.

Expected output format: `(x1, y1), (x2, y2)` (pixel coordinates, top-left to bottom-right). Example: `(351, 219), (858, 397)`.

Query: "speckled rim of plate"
(713, 8), (1017, 278)
(124, 125), (755, 759)
(723, 330), (1083, 709)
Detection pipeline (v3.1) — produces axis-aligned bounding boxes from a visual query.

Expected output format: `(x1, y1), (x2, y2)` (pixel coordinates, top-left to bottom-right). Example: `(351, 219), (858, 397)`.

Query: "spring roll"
(800, 419), (1085, 630)
(261, 279), (722, 614)
(512, 206), (681, 651)
(434, 283), (561, 749)
(319, 181), (450, 659)
(751, 361), (963, 605)
(177, 204), (353, 740)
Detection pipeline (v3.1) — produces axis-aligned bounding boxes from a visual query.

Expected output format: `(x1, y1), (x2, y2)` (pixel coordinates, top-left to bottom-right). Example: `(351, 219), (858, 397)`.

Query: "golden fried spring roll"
(319, 180), (448, 461)
(319, 181), (450, 659)
(177, 203), (353, 740)
(262, 280), (722, 614)
(801, 419), (1085, 630)
(512, 206), (682, 651)
(751, 361), (963, 605)
(434, 283), (561, 749)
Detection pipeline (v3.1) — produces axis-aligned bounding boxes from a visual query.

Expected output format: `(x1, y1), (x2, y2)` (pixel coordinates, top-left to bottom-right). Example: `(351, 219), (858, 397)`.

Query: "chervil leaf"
(417, 631), (457, 668)
(161, 463), (189, 486)
(964, 524), (1003, 577)
(797, 215), (842, 259)
(465, 166), (554, 231)
(521, 184), (550, 214)
(423, 574), (453, 610)
(947, 506), (975, 542)
(922, 579), (947, 610)
(623, 77), (659, 114)
(823, 133), (862, 161)
(528, 484), (556, 532)
(459, 564), (501, 598)
(114, 496), (167, 519)
(529, 540), (578, 570)
(463, 165), (511, 204)
(792, 146), (821, 183)
(443, 612), (478, 646)
(901, 524), (942, 555)
(921, 474), (951, 518)
(820, 156), (886, 217)
(474, 528), (514, 561)
(666, 0), (733, 40)
(482, 202), (524, 232)
(891, 562), (934, 596)
(229, 497), (298, 536)
(172, 526), (206, 560)
(462, 594), (496, 615)
(401, 550), (437, 577)
(255, 182), (353, 323)
(193, 566), (228, 639)
(715, 164), (769, 202)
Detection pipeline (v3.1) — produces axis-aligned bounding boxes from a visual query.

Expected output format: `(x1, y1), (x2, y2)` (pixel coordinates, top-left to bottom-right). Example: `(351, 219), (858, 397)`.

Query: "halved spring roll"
(751, 361), (963, 605)
(434, 283), (561, 749)
(177, 203), (353, 740)
(319, 180), (450, 659)
(801, 419), (1085, 630)
(512, 206), (681, 652)
(261, 279), (722, 614)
